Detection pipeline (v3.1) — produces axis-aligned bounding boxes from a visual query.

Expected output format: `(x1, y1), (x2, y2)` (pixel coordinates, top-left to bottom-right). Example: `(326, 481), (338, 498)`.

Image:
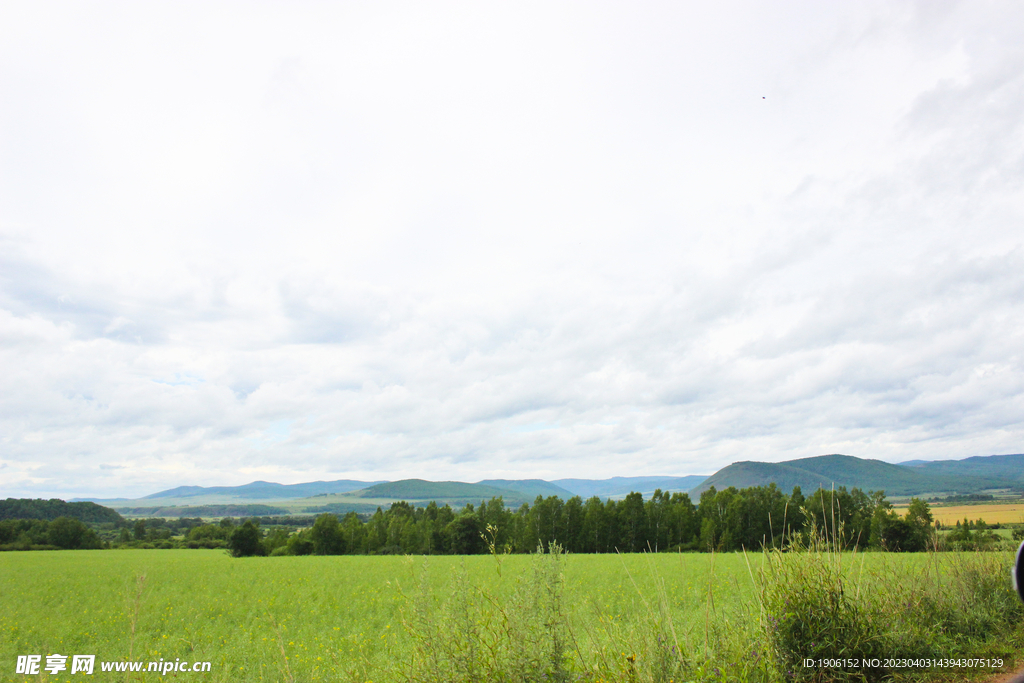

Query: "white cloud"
(1, 1), (1022, 497)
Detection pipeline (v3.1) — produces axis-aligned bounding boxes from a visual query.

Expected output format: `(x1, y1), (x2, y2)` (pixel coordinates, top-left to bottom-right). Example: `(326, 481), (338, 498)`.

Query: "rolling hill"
(692, 454), (1013, 497)
(477, 479), (576, 499)
(354, 480), (514, 501)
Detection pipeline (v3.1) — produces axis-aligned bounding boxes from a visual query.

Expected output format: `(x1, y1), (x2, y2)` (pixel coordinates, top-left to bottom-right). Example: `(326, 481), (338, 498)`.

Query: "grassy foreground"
(1, 548), (1022, 682)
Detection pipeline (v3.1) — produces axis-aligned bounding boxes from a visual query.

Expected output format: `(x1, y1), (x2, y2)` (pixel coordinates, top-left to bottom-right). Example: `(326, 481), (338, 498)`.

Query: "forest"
(231, 483), (946, 557)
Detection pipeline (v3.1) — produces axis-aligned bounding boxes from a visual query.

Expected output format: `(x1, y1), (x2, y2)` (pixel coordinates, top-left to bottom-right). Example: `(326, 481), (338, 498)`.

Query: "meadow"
(2, 548), (1022, 682)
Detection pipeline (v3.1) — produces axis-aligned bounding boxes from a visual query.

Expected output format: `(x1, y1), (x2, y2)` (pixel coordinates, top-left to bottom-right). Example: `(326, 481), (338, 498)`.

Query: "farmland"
(926, 503), (1024, 527)
(2, 548), (1023, 682)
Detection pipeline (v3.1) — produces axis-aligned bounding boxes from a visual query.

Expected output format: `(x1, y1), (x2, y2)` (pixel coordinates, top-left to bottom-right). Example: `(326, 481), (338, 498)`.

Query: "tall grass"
(757, 528), (1023, 682)
(399, 542), (576, 683)
(401, 528), (1024, 683)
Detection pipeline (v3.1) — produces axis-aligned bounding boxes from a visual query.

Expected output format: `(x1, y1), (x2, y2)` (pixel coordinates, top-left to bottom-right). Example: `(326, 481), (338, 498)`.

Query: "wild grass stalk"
(399, 544), (575, 683)
(124, 573), (146, 683)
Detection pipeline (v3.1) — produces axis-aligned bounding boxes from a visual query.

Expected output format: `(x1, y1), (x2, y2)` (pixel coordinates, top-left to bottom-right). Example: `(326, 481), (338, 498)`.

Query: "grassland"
(2, 549), (1022, 682)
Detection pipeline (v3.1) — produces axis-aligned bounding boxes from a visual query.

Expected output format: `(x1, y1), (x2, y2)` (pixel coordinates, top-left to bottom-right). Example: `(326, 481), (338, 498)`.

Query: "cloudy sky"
(2, 1), (1023, 498)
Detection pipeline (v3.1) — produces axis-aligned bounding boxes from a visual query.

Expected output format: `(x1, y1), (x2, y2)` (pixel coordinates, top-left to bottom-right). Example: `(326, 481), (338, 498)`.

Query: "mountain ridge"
(73, 475), (709, 507)
(692, 453), (1015, 497)
(69, 453), (1023, 510)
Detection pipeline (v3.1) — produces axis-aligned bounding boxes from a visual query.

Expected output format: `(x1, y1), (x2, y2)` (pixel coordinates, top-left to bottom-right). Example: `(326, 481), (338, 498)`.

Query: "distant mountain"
(74, 474), (711, 513)
(354, 480), (520, 502)
(477, 479), (576, 500)
(142, 479), (387, 500)
(911, 454), (1024, 484)
(554, 476), (708, 499)
(692, 454), (1011, 497)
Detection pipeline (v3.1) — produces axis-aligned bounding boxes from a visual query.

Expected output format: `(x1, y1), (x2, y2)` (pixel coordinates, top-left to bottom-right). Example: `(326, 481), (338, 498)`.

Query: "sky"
(2, 1), (1023, 499)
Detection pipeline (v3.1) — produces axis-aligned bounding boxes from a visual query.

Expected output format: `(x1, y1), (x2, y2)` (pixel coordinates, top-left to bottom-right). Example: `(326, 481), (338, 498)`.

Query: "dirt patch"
(983, 665), (1024, 683)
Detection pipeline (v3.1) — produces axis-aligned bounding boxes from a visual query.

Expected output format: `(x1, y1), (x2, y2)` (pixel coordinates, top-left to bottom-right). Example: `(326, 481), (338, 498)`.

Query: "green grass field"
(2, 549), (1022, 682)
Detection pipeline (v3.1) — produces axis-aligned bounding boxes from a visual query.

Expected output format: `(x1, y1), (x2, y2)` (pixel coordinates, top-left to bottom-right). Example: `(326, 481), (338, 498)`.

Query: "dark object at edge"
(1016, 541), (1024, 605)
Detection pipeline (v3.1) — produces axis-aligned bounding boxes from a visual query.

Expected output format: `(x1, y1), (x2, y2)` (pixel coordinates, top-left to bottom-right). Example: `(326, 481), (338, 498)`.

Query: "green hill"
(354, 480), (529, 503)
(476, 479), (576, 499)
(0, 498), (125, 524)
(692, 454), (1008, 497)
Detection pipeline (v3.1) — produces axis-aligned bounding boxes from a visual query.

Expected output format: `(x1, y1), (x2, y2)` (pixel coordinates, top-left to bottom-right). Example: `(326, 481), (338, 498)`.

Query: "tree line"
(0, 517), (103, 550)
(229, 484), (941, 557)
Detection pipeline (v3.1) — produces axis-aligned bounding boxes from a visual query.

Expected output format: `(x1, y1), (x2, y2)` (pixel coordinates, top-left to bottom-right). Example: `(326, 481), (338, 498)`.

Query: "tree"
(47, 517), (100, 549)
(311, 514), (345, 555)
(562, 495), (584, 553)
(133, 519), (147, 541)
(581, 497), (607, 553)
(662, 492), (697, 550)
(341, 512), (366, 554)
(787, 486), (806, 537)
(228, 520), (266, 557)
(446, 514), (485, 554)
(364, 509), (387, 554)
(697, 486), (738, 551)
(620, 492), (647, 553)
(286, 530), (314, 555)
(904, 498), (934, 550)
(262, 528), (290, 555)
(645, 490), (670, 552)
(529, 496), (565, 552)
(870, 509), (915, 551)
(804, 487), (866, 548)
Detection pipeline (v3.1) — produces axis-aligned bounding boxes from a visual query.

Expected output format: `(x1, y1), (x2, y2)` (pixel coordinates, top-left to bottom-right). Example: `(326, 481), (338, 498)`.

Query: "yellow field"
(896, 502), (1024, 525)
